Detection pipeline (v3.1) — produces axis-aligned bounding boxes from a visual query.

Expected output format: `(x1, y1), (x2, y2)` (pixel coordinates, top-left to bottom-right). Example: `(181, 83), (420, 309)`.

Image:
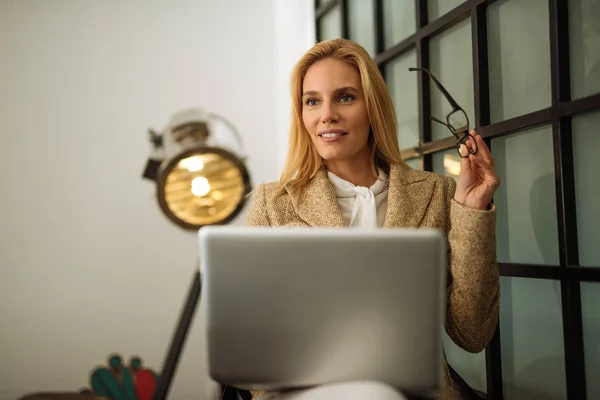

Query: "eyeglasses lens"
(448, 109), (469, 133)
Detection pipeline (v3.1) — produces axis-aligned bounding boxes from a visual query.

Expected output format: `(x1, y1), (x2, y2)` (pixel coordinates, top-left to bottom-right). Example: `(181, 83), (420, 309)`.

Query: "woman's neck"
(325, 149), (377, 188)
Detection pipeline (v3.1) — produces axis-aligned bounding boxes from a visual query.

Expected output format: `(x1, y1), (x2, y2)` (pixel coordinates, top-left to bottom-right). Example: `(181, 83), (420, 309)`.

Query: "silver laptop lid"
(198, 226), (447, 397)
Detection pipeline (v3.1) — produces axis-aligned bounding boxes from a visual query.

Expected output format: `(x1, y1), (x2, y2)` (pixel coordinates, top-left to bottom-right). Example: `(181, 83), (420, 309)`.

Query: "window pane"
(318, 5), (342, 42)
(428, 0), (464, 21)
(429, 19), (474, 141)
(404, 157), (422, 171)
(487, 0), (551, 123)
(382, 0), (416, 50)
(569, 0), (600, 98)
(492, 125), (560, 265)
(432, 148), (461, 183)
(582, 282), (600, 400)
(443, 331), (487, 393)
(572, 111), (600, 267)
(348, 0), (375, 57)
(385, 50), (419, 149)
(500, 277), (566, 400)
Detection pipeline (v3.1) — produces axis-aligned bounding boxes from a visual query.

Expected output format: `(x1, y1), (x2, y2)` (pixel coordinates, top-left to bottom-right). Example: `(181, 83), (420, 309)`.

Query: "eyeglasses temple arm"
(408, 67), (462, 111)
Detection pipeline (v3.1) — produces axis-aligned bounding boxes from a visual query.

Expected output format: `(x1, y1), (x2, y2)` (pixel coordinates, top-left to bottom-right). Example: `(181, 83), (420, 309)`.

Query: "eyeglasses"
(409, 67), (478, 158)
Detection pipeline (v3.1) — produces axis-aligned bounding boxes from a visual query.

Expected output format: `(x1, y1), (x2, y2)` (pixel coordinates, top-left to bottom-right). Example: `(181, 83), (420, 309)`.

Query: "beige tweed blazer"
(245, 162), (500, 400)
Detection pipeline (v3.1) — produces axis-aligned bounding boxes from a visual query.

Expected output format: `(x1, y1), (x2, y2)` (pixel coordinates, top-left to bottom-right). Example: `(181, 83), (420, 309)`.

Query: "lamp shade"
(143, 109), (251, 231)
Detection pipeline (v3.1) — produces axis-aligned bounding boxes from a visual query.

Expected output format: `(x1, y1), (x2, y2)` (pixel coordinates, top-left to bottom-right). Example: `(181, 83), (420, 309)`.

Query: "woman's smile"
(319, 128), (348, 142)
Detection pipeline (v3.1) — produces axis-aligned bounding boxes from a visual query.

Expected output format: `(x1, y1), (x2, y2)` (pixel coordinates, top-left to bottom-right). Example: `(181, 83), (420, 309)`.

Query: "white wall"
(0, 1), (313, 399)
(273, 0), (317, 172)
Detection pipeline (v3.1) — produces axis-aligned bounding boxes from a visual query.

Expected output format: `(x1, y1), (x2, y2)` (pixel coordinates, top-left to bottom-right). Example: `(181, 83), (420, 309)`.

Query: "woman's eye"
(340, 94), (355, 102)
(305, 98), (318, 106)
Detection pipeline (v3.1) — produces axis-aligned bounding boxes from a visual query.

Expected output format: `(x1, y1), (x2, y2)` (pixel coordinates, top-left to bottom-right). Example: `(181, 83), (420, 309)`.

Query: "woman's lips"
(318, 129), (348, 142)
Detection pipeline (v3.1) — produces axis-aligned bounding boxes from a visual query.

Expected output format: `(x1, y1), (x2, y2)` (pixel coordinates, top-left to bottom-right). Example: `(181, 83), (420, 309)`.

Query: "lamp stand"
(152, 269), (252, 400)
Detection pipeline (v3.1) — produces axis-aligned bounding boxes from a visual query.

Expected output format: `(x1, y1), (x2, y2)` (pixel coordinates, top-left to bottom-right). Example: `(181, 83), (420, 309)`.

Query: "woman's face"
(301, 58), (371, 164)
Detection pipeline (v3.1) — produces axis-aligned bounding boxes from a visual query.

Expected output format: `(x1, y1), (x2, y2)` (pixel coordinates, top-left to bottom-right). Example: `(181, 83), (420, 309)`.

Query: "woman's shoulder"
(254, 180), (282, 195)
(251, 180), (289, 205)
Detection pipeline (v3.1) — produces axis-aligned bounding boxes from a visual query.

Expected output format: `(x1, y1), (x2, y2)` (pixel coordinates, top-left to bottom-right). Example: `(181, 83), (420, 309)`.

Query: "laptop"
(198, 226), (447, 398)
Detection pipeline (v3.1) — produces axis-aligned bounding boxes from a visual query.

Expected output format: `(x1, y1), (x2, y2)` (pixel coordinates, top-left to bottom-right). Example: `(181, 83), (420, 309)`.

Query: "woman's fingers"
(460, 147), (472, 172)
(467, 132), (498, 173)
(474, 133), (494, 166)
(459, 131), (499, 186)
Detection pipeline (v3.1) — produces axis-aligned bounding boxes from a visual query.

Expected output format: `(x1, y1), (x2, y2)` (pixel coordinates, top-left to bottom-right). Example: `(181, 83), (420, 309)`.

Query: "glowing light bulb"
(191, 177), (211, 197)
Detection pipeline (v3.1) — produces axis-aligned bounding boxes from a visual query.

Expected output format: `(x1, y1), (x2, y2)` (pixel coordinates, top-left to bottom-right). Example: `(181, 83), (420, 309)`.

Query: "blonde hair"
(278, 38), (406, 190)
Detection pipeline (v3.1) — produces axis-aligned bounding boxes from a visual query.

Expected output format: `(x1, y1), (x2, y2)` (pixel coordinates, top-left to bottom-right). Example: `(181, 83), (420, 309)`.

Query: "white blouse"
(327, 168), (389, 228)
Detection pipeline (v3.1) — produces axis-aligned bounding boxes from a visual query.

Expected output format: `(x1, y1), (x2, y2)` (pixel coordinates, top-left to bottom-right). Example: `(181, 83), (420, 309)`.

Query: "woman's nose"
(320, 101), (339, 124)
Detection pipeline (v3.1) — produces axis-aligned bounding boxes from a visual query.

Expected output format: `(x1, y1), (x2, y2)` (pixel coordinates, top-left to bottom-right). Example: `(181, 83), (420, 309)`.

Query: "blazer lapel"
(285, 167), (346, 227)
(384, 163), (435, 228)
(283, 163), (435, 228)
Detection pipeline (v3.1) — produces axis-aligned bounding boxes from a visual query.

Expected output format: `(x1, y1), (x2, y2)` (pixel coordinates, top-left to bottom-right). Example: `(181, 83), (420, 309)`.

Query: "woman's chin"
(317, 145), (368, 164)
(318, 151), (345, 162)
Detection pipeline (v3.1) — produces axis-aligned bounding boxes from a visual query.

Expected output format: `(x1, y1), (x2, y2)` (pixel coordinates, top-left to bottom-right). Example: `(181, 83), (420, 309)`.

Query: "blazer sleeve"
(444, 177), (500, 353)
(245, 184), (272, 227)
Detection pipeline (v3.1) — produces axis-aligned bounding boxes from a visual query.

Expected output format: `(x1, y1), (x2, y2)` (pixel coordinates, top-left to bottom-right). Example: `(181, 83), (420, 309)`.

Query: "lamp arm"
(152, 267), (253, 400)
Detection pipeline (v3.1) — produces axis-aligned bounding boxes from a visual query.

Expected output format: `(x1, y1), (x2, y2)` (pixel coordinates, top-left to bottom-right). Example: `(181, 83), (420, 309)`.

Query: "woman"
(246, 38), (500, 400)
